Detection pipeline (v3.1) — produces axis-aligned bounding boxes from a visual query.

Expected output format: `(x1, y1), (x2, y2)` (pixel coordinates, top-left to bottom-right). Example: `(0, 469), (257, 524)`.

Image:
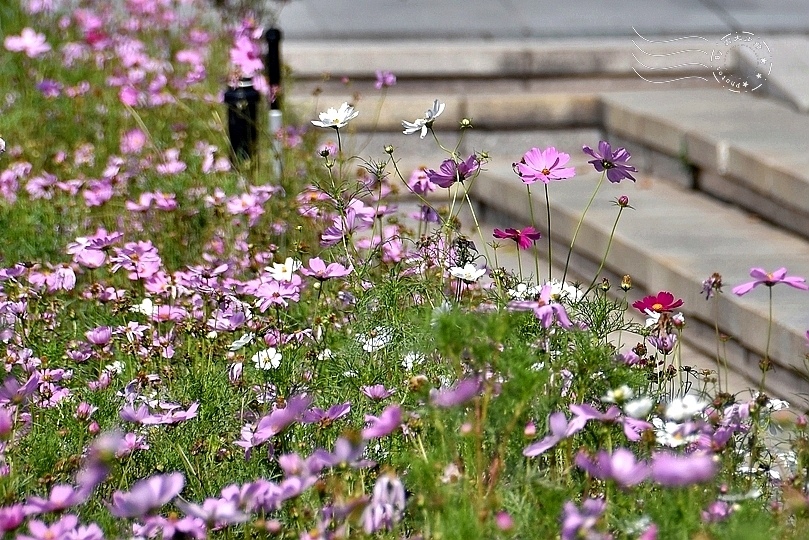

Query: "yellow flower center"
(652, 303), (663, 311)
(541, 168), (551, 175)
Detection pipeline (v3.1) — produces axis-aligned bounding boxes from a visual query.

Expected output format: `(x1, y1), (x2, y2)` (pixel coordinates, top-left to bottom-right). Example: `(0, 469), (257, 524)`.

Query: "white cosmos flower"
(265, 257), (302, 282)
(105, 360), (125, 375)
(311, 102), (359, 129)
(664, 394), (708, 422)
(402, 99), (445, 139)
(601, 385), (633, 404)
(507, 282), (541, 300)
(449, 263), (486, 283)
(652, 417), (700, 448)
(229, 332), (255, 352)
(357, 326), (393, 353)
(130, 297), (156, 317)
(0, 137), (5, 153)
(623, 396), (654, 418)
(545, 279), (582, 302)
(252, 348), (282, 370)
(644, 309), (660, 328)
(402, 352), (425, 371)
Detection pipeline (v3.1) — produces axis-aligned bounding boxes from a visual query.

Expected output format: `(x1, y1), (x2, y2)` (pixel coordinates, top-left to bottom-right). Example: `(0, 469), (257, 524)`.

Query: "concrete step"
(600, 88), (809, 243)
(469, 162), (809, 402)
(284, 37), (809, 113)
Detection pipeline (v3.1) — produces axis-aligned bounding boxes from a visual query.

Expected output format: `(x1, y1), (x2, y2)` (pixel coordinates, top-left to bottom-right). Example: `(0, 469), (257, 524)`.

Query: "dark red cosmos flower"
(493, 226), (541, 250)
(631, 291), (683, 314)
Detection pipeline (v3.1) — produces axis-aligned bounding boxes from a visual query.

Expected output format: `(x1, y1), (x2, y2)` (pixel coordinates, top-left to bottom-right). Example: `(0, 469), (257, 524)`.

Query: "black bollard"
(265, 27), (282, 108)
(264, 27), (283, 174)
(224, 77), (260, 164)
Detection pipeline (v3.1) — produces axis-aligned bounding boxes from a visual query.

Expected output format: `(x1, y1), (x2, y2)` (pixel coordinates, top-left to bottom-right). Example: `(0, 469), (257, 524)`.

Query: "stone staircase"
(284, 39), (809, 403)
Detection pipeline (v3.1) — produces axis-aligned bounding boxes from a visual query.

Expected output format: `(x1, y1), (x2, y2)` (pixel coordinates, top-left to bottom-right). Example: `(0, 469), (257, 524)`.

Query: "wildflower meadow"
(2, 1), (809, 539)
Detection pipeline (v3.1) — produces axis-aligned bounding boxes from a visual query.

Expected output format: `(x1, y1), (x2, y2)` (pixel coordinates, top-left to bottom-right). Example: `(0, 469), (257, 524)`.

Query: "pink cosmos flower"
(575, 448), (649, 488)
(430, 377), (482, 407)
(375, 70), (397, 89)
(82, 180), (113, 207)
(407, 167), (436, 195)
(229, 35), (263, 77)
(176, 498), (249, 526)
(732, 267), (809, 296)
(523, 412), (575, 457)
(0, 504), (24, 533)
(426, 155), (480, 188)
(507, 283), (573, 329)
(561, 499), (606, 540)
(493, 226), (541, 250)
(650, 451), (716, 486)
(301, 402), (351, 424)
(362, 405), (402, 439)
(17, 514), (78, 540)
(361, 384), (395, 400)
(702, 500), (734, 523)
(67, 236), (107, 268)
(300, 257), (353, 281)
(120, 129), (147, 154)
(24, 484), (87, 515)
(110, 241), (162, 280)
(155, 149), (186, 175)
(4, 28), (51, 58)
(513, 147), (575, 184)
(109, 473), (185, 518)
(253, 280), (300, 311)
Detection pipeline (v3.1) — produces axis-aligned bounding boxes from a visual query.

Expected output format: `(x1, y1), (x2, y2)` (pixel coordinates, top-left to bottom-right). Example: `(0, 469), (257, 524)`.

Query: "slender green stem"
(462, 186), (491, 263)
(430, 128), (455, 156)
(583, 206), (624, 296)
(516, 251), (523, 283)
(544, 183), (552, 283)
(760, 287), (773, 392)
(711, 295), (726, 392)
(526, 184), (541, 285)
(562, 171), (605, 285)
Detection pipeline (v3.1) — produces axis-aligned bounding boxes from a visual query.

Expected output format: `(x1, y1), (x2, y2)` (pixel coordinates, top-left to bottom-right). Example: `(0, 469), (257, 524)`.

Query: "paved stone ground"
(275, 0), (809, 40)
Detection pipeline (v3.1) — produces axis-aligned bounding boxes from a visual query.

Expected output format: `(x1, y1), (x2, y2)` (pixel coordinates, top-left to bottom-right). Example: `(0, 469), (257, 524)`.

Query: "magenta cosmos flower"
(513, 147), (575, 184)
(582, 141), (637, 183)
(631, 291), (683, 314)
(493, 226), (541, 250)
(732, 267), (809, 296)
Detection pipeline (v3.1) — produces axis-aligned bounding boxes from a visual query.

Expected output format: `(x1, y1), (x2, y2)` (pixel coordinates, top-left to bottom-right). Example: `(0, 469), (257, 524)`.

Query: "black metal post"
(224, 77), (260, 164)
(265, 27), (282, 109)
(264, 27), (283, 175)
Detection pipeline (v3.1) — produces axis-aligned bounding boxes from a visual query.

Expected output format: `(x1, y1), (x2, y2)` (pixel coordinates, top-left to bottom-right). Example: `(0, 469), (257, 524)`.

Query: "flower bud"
(620, 274), (632, 291)
(617, 195), (629, 207)
(384, 144), (394, 155)
(600, 277), (610, 291)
